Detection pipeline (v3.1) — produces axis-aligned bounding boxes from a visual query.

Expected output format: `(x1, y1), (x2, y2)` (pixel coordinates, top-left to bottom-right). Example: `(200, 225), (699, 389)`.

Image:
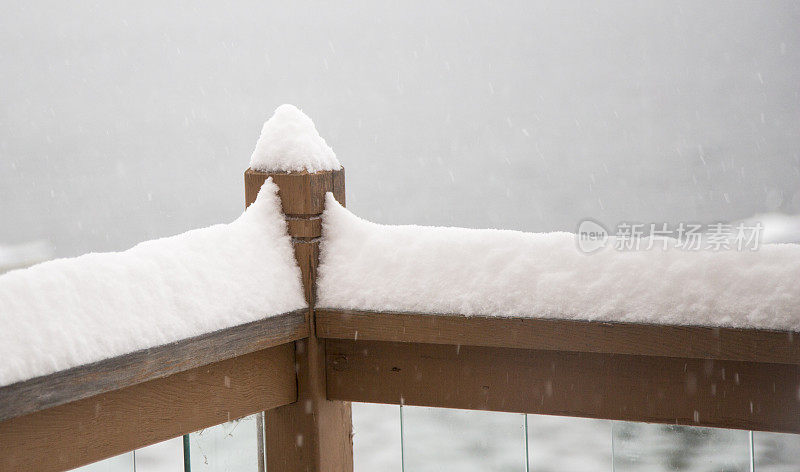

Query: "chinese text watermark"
(577, 220), (763, 253)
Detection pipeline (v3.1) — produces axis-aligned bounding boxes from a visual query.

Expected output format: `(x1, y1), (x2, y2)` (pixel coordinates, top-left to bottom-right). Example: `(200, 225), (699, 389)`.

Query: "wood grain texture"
(326, 339), (800, 434)
(265, 336), (354, 472)
(0, 309), (308, 422)
(316, 309), (800, 365)
(246, 169), (353, 472)
(0, 345), (297, 472)
(287, 216), (322, 238)
(244, 168), (345, 215)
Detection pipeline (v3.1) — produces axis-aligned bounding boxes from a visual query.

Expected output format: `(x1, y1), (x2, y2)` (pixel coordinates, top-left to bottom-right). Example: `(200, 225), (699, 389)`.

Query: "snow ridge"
(316, 194), (800, 331)
(249, 104), (341, 173)
(0, 178), (306, 387)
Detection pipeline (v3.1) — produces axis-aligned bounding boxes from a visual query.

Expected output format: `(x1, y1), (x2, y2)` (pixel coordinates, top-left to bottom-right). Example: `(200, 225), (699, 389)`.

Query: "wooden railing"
(318, 309), (800, 434)
(1, 167), (798, 471)
(0, 312), (305, 471)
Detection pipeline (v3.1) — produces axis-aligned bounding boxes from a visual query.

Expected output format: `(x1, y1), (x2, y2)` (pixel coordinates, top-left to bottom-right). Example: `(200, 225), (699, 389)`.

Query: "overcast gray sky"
(1, 0), (798, 257)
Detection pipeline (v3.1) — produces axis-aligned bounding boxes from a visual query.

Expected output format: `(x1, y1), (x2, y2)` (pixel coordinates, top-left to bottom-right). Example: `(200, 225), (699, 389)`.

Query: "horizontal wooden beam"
(1, 309), (308, 421)
(326, 339), (800, 434)
(316, 309), (800, 365)
(0, 345), (297, 472)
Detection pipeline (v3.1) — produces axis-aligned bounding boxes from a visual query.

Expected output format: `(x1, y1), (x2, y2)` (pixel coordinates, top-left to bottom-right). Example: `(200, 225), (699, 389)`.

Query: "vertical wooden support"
(245, 168), (353, 472)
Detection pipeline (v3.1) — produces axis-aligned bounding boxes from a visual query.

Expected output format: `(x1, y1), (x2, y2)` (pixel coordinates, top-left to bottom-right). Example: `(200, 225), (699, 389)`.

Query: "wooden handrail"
(0, 310), (307, 471)
(318, 309), (800, 434)
(316, 309), (800, 365)
(0, 344), (298, 472)
(325, 339), (800, 433)
(0, 309), (308, 422)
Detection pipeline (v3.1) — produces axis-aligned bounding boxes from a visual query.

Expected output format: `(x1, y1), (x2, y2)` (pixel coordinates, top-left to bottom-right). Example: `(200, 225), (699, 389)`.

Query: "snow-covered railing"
(1, 105), (798, 472)
(311, 202), (800, 434)
(0, 105), (354, 472)
(0, 178), (312, 471)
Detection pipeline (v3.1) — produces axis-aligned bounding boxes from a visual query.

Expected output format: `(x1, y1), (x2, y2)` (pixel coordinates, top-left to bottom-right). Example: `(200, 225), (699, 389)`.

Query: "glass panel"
(69, 452), (134, 472)
(188, 413), (263, 472)
(132, 436), (184, 472)
(526, 414), (612, 472)
(400, 406), (526, 471)
(753, 431), (800, 472)
(612, 422), (750, 472)
(352, 403), (402, 472)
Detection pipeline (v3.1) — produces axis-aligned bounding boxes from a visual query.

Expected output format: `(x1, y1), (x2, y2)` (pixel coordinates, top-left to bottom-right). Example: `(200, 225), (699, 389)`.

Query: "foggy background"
(2, 0), (799, 258)
(2, 1), (799, 471)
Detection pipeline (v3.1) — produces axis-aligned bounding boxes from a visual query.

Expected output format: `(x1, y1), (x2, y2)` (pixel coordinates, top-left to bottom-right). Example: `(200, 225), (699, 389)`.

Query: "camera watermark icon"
(576, 220), (763, 253)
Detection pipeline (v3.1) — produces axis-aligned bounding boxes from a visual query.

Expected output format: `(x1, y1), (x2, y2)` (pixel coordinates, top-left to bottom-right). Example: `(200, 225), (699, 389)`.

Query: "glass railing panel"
(753, 431), (800, 472)
(131, 436), (184, 472)
(399, 406), (526, 471)
(187, 413), (263, 471)
(70, 452), (134, 472)
(352, 402), (402, 471)
(612, 422), (750, 471)
(526, 414), (612, 472)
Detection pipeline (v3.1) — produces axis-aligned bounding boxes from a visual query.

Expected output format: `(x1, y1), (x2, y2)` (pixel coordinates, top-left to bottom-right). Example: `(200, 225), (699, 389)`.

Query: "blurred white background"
(2, 1), (799, 470)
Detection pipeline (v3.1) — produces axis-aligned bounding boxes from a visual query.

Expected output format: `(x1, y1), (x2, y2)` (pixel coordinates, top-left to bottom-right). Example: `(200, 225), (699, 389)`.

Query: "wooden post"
(245, 168), (353, 472)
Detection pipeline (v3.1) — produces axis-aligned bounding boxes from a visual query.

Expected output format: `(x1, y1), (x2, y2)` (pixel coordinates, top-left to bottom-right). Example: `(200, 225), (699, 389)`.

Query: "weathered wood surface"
(326, 339), (800, 434)
(0, 345), (297, 472)
(287, 215), (322, 238)
(246, 168), (354, 472)
(316, 309), (800, 365)
(244, 168), (345, 216)
(0, 309), (308, 422)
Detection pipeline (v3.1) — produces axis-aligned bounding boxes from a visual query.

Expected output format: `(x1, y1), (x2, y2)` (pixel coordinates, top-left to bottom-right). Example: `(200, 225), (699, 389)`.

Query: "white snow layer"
(317, 195), (800, 332)
(249, 104), (342, 173)
(0, 179), (306, 387)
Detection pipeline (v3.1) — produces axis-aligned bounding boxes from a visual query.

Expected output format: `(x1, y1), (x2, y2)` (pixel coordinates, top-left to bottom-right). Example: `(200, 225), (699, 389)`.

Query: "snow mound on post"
(316, 194), (800, 331)
(0, 179), (306, 387)
(249, 104), (341, 173)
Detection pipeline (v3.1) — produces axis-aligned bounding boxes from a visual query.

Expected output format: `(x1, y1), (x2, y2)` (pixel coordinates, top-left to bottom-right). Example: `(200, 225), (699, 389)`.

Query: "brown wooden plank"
(316, 309), (800, 365)
(0, 309), (307, 422)
(247, 169), (353, 472)
(287, 216), (322, 238)
(0, 345), (297, 472)
(266, 335), (354, 471)
(326, 339), (800, 434)
(245, 168), (345, 215)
